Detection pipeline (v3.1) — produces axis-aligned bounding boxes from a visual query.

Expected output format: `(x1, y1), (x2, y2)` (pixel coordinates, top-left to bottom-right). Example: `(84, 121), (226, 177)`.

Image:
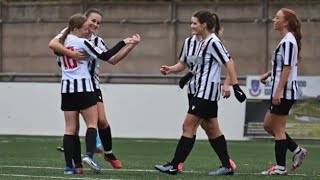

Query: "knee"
(182, 122), (194, 135)
(65, 125), (77, 135)
(182, 123), (189, 132)
(204, 124), (221, 139)
(205, 128), (222, 139)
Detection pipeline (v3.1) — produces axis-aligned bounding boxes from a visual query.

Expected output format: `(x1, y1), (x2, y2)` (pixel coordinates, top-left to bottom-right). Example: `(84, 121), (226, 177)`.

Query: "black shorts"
(95, 89), (103, 103)
(188, 97), (218, 119)
(269, 98), (296, 115)
(187, 94), (194, 107)
(61, 92), (97, 111)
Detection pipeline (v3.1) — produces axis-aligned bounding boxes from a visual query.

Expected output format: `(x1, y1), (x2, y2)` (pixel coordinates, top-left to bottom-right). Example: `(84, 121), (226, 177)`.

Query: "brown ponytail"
(212, 13), (223, 39)
(59, 27), (71, 45)
(293, 19), (302, 60)
(59, 13), (87, 45)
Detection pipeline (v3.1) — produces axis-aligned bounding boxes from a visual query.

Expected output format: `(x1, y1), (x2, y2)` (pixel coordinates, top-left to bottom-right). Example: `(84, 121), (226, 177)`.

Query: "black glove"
(179, 72), (194, 89)
(233, 84), (246, 103)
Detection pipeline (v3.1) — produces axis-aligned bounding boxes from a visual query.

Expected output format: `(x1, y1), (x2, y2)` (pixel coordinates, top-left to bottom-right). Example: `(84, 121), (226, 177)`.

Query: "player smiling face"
(190, 16), (206, 36)
(87, 12), (102, 35)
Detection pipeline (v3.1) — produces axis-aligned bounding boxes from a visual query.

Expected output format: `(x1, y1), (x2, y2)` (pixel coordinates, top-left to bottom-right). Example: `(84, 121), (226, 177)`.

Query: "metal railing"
(0, 72), (247, 85)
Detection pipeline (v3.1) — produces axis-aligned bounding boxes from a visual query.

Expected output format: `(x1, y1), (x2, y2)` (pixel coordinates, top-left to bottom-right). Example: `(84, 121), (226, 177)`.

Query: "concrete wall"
(0, 82), (247, 140)
(1, 0), (320, 76)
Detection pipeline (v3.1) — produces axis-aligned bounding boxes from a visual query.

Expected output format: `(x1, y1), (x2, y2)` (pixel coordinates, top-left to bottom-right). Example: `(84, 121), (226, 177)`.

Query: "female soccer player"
(260, 8), (307, 175)
(159, 13), (235, 172)
(53, 13), (138, 174)
(155, 10), (245, 176)
(49, 8), (141, 170)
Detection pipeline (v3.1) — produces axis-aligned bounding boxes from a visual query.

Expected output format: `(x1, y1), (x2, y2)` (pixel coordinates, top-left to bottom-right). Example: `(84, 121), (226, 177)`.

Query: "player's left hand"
(233, 84), (246, 103)
(179, 72), (194, 89)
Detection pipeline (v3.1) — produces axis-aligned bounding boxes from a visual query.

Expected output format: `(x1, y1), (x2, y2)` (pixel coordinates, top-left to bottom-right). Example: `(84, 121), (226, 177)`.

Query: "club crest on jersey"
(249, 79), (261, 97)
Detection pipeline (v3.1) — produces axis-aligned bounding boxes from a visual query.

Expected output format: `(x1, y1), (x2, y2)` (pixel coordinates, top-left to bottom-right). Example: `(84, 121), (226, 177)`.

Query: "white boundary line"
(0, 173), (122, 180)
(0, 165), (319, 177)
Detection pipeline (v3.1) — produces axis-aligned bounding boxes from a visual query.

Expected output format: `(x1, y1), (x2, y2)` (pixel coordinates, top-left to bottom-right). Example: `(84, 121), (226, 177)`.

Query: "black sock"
(99, 126), (112, 152)
(285, 132), (298, 153)
(171, 136), (195, 168)
(209, 135), (231, 168)
(275, 139), (288, 167)
(99, 126), (117, 160)
(63, 134), (75, 168)
(178, 135), (196, 163)
(73, 135), (82, 168)
(85, 128), (97, 158)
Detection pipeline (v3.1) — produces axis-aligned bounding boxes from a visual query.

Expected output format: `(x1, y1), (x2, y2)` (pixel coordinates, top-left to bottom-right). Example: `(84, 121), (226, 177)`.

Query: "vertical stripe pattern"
(270, 32), (299, 100)
(179, 35), (201, 95)
(194, 33), (231, 101)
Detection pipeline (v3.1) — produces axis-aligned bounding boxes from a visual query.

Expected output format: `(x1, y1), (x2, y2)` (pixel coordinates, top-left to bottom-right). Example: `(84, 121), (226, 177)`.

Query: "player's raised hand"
(160, 65), (171, 75)
(123, 34), (141, 45)
(123, 37), (134, 44)
(131, 34), (141, 45)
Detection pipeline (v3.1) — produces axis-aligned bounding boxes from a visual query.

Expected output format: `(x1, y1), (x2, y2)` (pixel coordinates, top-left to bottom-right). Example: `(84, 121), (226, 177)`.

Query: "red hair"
(280, 8), (302, 60)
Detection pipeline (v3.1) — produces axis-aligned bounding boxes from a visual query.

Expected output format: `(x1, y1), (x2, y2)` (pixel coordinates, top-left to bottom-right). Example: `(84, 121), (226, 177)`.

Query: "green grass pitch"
(0, 136), (319, 180)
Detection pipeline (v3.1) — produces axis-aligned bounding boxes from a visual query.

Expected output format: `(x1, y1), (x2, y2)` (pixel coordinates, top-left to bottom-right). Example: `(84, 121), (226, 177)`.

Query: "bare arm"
(160, 61), (188, 75)
(276, 66), (291, 93)
(225, 60), (239, 85)
(225, 59), (247, 102)
(224, 73), (230, 85)
(48, 38), (85, 60)
(108, 44), (134, 65)
(260, 70), (272, 84)
(222, 71), (231, 98)
(171, 61), (188, 72)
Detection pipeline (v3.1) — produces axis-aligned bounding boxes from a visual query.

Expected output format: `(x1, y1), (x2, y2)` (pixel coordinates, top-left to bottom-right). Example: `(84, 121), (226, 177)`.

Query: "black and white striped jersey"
(61, 34), (125, 93)
(179, 35), (201, 95)
(87, 35), (109, 90)
(61, 34), (94, 93)
(55, 29), (109, 90)
(193, 33), (231, 101)
(271, 32), (299, 100)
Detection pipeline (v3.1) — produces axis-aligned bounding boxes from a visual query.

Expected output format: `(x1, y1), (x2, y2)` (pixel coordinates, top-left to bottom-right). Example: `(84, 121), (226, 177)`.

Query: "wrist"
(267, 71), (272, 76)
(275, 88), (282, 94)
(68, 51), (75, 58)
(232, 84), (240, 88)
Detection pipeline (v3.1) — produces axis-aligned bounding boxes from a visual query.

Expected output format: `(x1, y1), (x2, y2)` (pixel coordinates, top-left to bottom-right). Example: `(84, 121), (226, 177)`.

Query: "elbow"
(48, 41), (54, 50)
(48, 39), (58, 50)
(108, 56), (118, 65)
(98, 56), (115, 65)
(48, 38), (61, 50)
(109, 61), (116, 65)
(228, 59), (234, 65)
